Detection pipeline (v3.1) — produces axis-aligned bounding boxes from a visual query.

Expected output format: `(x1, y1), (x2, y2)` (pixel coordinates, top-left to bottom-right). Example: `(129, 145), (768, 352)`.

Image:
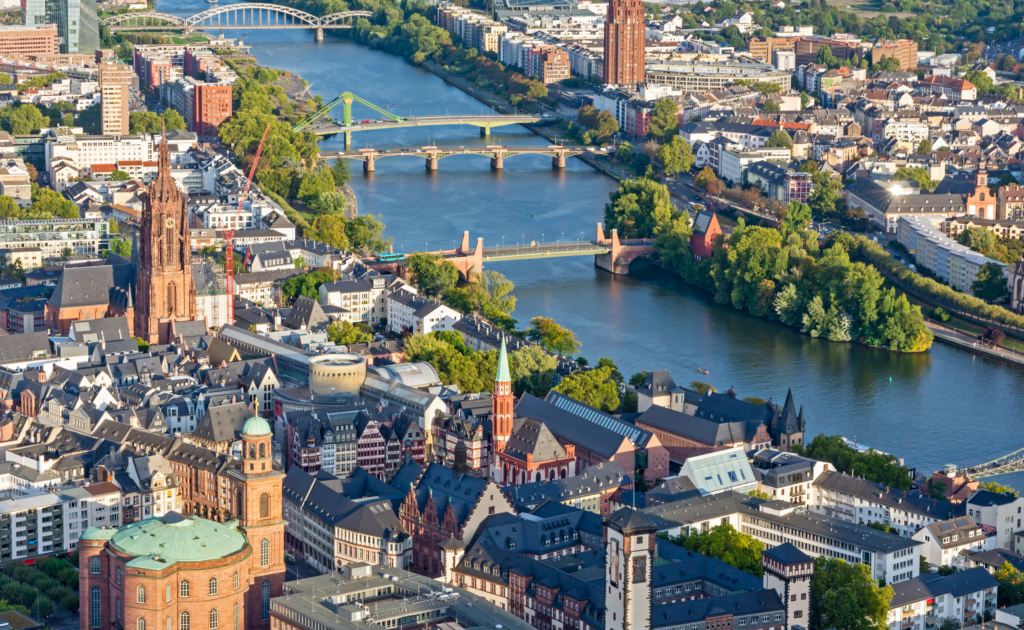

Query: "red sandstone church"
(45, 127), (198, 342)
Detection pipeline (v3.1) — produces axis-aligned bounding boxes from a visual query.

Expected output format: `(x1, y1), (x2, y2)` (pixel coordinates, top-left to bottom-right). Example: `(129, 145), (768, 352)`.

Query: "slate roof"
(890, 567), (998, 607)
(651, 589), (785, 629)
(283, 295), (329, 331)
(924, 516), (983, 549)
(472, 509), (604, 556)
(694, 392), (775, 425)
(637, 405), (762, 447)
(0, 331), (51, 363)
(506, 462), (630, 510)
(653, 538), (764, 592)
(814, 470), (957, 520)
(503, 417), (567, 463)
(48, 262), (132, 308)
(412, 463), (492, 529)
(962, 548), (1024, 572)
(967, 489), (1021, 507)
(637, 370), (677, 398)
(762, 542), (813, 564)
(606, 507), (656, 532)
(192, 401), (250, 443)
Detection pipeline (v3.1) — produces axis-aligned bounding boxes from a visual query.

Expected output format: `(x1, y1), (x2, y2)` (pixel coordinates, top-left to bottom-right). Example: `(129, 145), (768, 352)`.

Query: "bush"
(932, 307), (951, 322)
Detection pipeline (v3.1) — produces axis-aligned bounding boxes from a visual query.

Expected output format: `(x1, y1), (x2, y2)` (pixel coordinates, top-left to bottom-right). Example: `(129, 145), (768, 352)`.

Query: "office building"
(603, 0), (645, 85)
(23, 0), (98, 54)
(0, 218), (110, 259)
(165, 77), (233, 137)
(98, 59), (132, 135)
(0, 24), (58, 55)
(645, 55), (791, 91)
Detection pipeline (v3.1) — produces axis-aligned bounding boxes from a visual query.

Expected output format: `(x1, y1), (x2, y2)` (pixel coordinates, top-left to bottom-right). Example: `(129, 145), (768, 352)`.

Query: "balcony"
(902, 618), (917, 628)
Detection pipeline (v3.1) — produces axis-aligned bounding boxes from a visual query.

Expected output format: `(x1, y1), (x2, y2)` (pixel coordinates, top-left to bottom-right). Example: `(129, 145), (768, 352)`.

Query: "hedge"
(858, 237), (1024, 329)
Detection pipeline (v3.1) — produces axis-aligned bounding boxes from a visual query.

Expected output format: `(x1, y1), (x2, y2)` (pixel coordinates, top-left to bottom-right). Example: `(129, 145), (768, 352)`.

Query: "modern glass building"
(21, 0), (98, 54)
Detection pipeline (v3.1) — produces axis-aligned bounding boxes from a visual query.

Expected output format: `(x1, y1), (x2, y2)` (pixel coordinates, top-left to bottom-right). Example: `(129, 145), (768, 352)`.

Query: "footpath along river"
(155, 0), (1024, 485)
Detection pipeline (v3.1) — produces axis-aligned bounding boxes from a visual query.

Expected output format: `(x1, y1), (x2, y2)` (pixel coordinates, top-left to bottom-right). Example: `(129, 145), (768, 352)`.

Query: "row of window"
(91, 589), (264, 629)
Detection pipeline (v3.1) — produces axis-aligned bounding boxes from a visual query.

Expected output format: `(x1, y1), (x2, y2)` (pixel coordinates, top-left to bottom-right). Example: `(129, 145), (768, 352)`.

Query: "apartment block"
(46, 133), (155, 191)
(0, 218), (111, 259)
(898, 215), (1004, 296)
(872, 39), (919, 71)
(165, 78), (233, 137)
(98, 60), (133, 135)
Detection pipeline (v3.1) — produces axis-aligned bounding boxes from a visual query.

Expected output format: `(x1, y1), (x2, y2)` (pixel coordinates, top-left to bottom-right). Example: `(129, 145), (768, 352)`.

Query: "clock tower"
(135, 125), (197, 343)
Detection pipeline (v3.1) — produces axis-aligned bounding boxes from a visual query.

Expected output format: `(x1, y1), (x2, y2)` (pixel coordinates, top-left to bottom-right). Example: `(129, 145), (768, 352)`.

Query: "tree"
(346, 214), (393, 255)
(162, 109), (186, 131)
(304, 214), (350, 251)
(510, 344), (558, 397)
(937, 618), (961, 630)
(748, 489), (772, 500)
(794, 434), (912, 490)
(866, 521), (892, 533)
(479, 269), (516, 314)
(297, 165), (336, 205)
(894, 167), (938, 191)
(647, 97), (680, 143)
(312, 191), (348, 216)
(552, 365), (620, 412)
(616, 142), (634, 162)
(109, 170), (130, 181)
(964, 70), (995, 95)
(995, 561), (1024, 607)
(406, 252), (458, 298)
(694, 166), (718, 189)
(972, 262), (1009, 301)
(916, 138), (932, 154)
(655, 137), (695, 176)
(958, 227), (998, 253)
(526, 317), (580, 356)
(765, 128), (793, 151)
(0, 104), (49, 135)
(0, 196), (20, 219)
(982, 326), (1007, 346)
(629, 371), (651, 388)
(108, 235), (132, 259)
(980, 481), (1020, 497)
(62, 112), (75, 128)
(604, 177), (676, 238)
(30, 188), (78, 219)
(662, 524), (765, 577)
(0, 74), (11, 85)
(763, 100), (781, 112)
(811, 557), (894, 630)
(919, 556), (932, 575)
(596, 357), (623, 383)
(937, 565), (959, 576)
(781, 200), (812, 236)
(280, 269), (336, 305)
(327, 321), (373, 345)
(800, 91), (811, 108)
(330, 159), (350, 187)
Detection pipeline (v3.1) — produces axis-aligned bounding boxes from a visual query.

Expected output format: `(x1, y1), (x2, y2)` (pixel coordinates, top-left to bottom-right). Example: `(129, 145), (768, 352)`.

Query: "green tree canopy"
(552, 365), (620, 412)
(793, 434), (912, 490)
(765, 128), (794, 150)
(916, 138), (932, 154)
(647, 97), (680, 143)
(526, 317), (580, 356)
(972, 262), (1009, 301)
(604, 177), (676, 238)
(327, 321), (373, 345)
(655, 137), (696, 176)
(406, 252), (459, 298)
(895, 167), (938, 191)
(661, 523), (765, 577)
(811, 557), (894, 630)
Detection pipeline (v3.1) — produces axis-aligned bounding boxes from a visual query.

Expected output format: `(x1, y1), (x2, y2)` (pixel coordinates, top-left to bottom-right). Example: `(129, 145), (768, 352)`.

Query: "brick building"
(0, 25), (58, 56)
(604, 0), (645, 85)
(871, 39), (919, 71)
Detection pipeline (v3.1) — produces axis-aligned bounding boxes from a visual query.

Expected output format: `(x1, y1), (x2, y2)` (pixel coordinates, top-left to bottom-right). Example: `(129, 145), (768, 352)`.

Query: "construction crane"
(225, 123), (271, 326)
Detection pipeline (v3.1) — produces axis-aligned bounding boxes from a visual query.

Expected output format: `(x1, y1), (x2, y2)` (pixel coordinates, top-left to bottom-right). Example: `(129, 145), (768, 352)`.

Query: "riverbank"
(925, 321), (1024, 366)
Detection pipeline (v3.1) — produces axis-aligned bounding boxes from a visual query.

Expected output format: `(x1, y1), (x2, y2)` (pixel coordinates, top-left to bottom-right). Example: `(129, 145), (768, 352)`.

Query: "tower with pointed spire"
(135, 124), (197, 344)
(770, 388), (806, 451)
(489, 336), (514, 479)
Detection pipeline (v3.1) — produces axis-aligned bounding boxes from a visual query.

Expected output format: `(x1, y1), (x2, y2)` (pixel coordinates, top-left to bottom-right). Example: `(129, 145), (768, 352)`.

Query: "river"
(154, 0), (1024, 486)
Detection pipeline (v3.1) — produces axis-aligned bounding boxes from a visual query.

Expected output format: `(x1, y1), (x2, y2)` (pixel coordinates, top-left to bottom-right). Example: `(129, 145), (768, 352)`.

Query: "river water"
(155, 1), (1024, 485)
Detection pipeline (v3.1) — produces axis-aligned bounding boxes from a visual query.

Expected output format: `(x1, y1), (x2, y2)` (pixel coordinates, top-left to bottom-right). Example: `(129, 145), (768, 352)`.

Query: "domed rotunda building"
(80, 416), (286, 630)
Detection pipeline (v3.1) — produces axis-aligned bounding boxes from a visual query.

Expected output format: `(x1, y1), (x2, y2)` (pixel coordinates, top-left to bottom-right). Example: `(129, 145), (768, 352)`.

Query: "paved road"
(926, 321), (1024, 366)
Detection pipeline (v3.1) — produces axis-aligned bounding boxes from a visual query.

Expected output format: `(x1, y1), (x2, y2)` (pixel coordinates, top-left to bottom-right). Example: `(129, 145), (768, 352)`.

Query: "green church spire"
(496, 335), (511, 383)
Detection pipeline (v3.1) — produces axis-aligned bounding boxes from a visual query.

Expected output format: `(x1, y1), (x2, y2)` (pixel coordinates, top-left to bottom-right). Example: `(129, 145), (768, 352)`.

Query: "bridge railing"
(481, 240), (608, 257)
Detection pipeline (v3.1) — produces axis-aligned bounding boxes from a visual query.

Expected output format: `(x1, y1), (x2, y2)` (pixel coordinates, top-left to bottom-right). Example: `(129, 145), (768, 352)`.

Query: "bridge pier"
(344, 132), (352, 150)
(363, 156), (375, 173)
(490, 156), (503, 170)
(425, 156), (438, 171)
(314, 28), (324, 42)
(552, 155), (566, 169)
(480, 126), (490, 137)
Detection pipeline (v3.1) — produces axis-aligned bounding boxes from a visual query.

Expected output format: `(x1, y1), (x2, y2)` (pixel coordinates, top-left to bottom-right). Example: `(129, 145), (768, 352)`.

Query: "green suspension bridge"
(291, 91), (544, 148)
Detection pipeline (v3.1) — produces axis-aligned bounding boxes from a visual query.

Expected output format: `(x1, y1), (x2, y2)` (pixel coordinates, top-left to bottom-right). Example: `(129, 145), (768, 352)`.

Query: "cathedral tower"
(135, 125), (196, 344)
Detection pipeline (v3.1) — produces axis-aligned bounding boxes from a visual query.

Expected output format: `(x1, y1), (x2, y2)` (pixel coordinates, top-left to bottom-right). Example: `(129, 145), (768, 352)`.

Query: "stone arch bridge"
(322, 144), (587, 171)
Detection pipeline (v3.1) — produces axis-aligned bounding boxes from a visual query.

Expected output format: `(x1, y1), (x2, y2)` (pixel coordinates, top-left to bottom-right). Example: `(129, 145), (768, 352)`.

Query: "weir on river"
(156, 0), (1024, 487)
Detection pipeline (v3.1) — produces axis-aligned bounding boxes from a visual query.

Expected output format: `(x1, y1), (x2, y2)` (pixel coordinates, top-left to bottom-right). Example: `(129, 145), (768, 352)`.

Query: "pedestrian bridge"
(100, 4), (373, 36)
(363, 226), (655, 280)
(321, 145), (587, 171)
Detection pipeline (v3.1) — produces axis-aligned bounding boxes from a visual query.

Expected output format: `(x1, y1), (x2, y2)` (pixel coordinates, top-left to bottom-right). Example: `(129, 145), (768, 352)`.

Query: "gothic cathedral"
(135, 126), (197, 343)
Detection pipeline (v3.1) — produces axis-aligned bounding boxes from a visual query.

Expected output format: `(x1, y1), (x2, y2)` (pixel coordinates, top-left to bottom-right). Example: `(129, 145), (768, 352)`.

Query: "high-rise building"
(134, 127), (197, 344)
(603, 0), (645, 86)
(21, 0), (98, 53)
(98, 59), (132, 135)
